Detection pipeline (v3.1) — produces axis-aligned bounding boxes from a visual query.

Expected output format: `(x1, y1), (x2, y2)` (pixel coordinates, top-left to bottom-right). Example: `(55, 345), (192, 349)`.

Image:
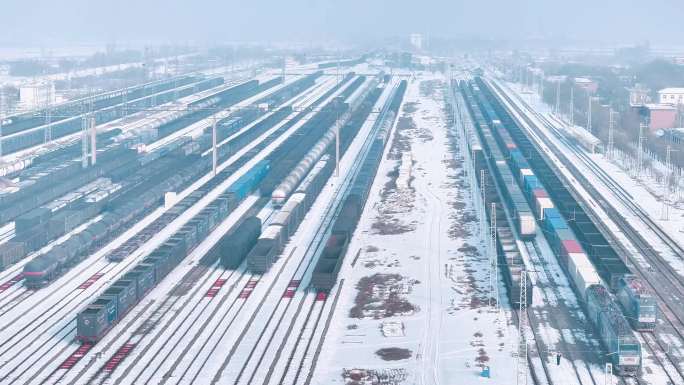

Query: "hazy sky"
(3, 0), (683, 46)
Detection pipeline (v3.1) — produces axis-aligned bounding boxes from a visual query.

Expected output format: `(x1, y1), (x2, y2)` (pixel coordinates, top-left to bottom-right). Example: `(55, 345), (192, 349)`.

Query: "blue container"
(547, 216), (569, 231)
(543, 207), (561, 219)
(523, 175), (540, 193)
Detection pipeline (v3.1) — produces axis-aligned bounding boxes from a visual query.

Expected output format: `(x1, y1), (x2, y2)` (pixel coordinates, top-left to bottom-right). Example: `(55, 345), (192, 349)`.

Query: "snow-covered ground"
(312, 73), (519, 385)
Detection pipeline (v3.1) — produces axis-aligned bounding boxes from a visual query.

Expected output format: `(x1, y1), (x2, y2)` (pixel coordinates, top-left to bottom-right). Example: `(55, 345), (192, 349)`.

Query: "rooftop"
(658, 87), (684, 94)
(644, 103), (677, 110)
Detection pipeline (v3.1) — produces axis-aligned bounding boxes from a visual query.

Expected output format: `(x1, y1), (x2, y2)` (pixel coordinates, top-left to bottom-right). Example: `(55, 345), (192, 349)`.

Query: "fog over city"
(3, 0), (684, 45)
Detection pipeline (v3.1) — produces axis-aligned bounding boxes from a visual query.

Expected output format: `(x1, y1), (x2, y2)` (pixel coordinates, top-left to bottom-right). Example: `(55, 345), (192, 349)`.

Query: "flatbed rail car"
(469, 78), (643, 374)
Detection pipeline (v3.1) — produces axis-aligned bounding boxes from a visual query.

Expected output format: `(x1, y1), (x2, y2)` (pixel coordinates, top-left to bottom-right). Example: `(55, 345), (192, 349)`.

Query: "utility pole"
(587, 95), (595, 134)
(81, 114), (89, 168)
(0, 86), (5, 158)
(516, 271), (528, 385)
(90, 116), (97, 165)
(637, 123), (646, 177)
(555, 79), (561, 115)
(608, 109), (615, 160)
(661, 145), (674, 220)
(45, 100), (52, 143)
(335, 111), (340, 177)
(212, 117), (217, 176)
(569, 86), (574, 126)
(604, 363), (613, 385)
(489, 202), (499, 310)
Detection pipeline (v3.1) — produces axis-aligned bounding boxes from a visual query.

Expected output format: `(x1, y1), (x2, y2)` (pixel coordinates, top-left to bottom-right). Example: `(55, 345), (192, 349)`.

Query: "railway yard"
(1, 53), (684, 385)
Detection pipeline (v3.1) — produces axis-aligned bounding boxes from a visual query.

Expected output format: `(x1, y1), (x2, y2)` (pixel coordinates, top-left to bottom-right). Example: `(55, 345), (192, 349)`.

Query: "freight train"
(458, 82), (534, 307)
(0, 75), (200, 136)
(22, 154), (212, 287)
(248, 75), (385, 273)
(0, 77), (223, 155)
(479, 78), (658, 332)
(76, 160), (269, 342)
(464, 78), (644, 375)
(311, 80), (407, 291)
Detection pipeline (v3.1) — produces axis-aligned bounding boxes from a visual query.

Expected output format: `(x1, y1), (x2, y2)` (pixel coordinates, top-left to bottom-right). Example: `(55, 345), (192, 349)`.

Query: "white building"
(658, 87), (684, 105)
(19, 81), (55, 110)
(410, 33), (423, 50)
(628, 84), (650, 107)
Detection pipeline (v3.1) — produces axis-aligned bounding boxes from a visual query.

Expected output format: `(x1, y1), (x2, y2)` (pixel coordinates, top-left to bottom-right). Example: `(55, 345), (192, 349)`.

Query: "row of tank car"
(76, 160), (269, 342)
(199, 74), (356, 273)
(249, 76), (390, 273)
(467, 78), (647, 375)
(458, 82), (534, 308)
(1, 76), (223, 155)
(247, 155), (335, 273)
(311, 80), (407, 292)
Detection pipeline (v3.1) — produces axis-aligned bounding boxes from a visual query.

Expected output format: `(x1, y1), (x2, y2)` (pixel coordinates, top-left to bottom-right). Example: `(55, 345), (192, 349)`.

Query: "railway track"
(452, 81), (550, 385)
(52, 76), (358, 382)
(0, 82), (331, 384)
(524, 240), (602, 385)
(490, 79), (684, 383)
(216, 80), (399, 385)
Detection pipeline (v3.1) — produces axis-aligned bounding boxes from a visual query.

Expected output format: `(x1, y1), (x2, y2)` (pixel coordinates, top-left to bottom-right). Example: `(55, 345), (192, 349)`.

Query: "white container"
(535, 197), (554, 219)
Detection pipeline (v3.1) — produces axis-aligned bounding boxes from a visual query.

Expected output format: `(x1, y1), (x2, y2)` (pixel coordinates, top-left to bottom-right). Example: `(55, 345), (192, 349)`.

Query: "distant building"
(574, 77), (598, 94)
(628, 84), (650, 107)
(19, 81), (55, 110)
(399, 52), (413, 68)
(658, 88), (684, 105)
(410, 33), (423, 50)
(642, 103), (677, 132)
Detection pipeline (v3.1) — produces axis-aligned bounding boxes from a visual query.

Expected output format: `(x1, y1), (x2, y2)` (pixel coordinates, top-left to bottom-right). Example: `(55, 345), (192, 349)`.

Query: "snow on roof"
(644, 103), (677, 110)
(658, 87), (684, 94)
(574, 77), (593, 84)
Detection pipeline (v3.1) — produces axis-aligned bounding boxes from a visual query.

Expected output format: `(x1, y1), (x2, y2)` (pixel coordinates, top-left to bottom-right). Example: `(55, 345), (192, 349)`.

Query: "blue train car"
(617, 275), (657, 331)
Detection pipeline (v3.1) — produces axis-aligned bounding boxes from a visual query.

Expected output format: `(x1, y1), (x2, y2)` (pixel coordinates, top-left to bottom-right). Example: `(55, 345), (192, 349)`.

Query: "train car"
(617, 275), (657, 331)
(496, 226), (534, 307)
(77, 297), (116, 342)
(586, 285), (642, 375)
(472, 77), (643, 374)
(311, 231), (350, 291)
(0, 241), (26, 271)
(217, 217), (262, 269)
(246, 234), (281, 273)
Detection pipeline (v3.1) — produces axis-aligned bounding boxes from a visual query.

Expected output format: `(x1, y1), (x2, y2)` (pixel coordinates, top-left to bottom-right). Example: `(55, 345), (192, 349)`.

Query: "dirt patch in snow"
(375, 347), (412, 361)
(349, 273), (419, 319)
(420, 79), (441, 98)
(372, 111), (417, 235)
(342, 368), (408, 385)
